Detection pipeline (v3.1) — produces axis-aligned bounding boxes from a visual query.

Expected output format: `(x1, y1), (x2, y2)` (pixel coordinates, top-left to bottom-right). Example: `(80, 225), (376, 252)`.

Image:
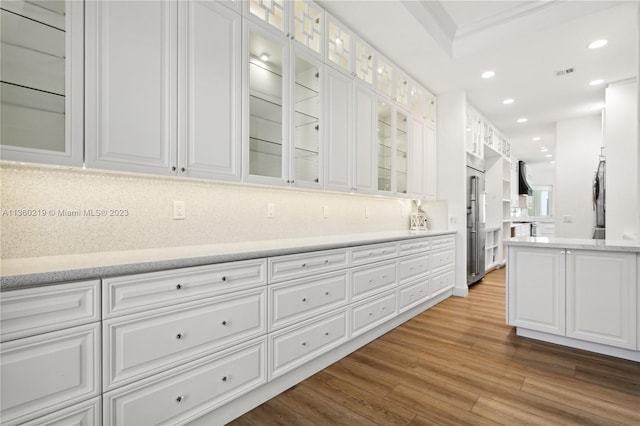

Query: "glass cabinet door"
(354, 37), (374, 85)
(292, 0), (322, 54)
(396, 109), (408, 194)
(292, 52), (320, 184)
(376, 56), (393, 99)
(326, 14), (351, 73)
(377, 100), (392, 192)
(247, 29), (287, 180)
(248, 0), (286, 34)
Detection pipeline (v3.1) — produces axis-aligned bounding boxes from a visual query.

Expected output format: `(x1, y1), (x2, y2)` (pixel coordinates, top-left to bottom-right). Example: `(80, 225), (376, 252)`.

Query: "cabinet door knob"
(222, 376), (228, 382)
(221, 320), (228, 326)
(566, 250), (572, 255)
(302, 298), (307, 302)
(324, 291), (329, 296)
(324, 331), (329, 336)
(171, 166), (177, 172)
(560, 250), (565, 254)
(176, 284), (182, 290)
(176, 333), (184, 340)
(176, 395), (184, 403)
(221, 276), (227, 282)
(301, 342), (307, 346)
(301, 263), (307, 268)
(180, 167), (186, 173)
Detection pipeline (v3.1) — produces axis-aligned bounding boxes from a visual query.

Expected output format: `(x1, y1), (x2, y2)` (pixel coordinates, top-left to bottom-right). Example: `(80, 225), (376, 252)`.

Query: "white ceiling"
(320, 0), (638, 164)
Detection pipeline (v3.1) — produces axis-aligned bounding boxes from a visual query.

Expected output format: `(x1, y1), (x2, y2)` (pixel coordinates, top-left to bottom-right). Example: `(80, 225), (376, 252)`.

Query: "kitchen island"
(505, 236), (640, 362)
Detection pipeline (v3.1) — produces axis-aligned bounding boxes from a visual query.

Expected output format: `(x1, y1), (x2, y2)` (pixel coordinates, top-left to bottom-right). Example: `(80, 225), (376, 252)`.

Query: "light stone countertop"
(0, 230), (455, 290)
(504, 236), (640, 252)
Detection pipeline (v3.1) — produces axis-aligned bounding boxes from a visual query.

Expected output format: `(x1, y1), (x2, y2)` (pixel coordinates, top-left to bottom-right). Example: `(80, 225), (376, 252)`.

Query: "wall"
(0, 163), (418, 259)
(554, 114), (603, 238)
(605, 79), (638, 240)
(435, 90), (468, 296)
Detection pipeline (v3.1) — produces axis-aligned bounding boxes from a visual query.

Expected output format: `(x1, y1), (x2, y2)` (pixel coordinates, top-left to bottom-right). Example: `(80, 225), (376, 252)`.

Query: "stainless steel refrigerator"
(467, 155), (486, 286)
(592, 151), (606, 239)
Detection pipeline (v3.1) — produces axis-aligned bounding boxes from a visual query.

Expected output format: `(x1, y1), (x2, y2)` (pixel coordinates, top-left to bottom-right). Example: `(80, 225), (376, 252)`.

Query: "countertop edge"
(504, 237), (640, 253)
(1, 231), (455, 290)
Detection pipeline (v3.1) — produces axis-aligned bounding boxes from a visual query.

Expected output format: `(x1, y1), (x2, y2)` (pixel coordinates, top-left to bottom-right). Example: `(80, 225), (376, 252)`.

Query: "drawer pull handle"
(176, 333), (184, 340)
(176, 284), (183, 290)
(222, 376), (229, 382)
(324, 332), (329, 336)
(302, 263), (307, 268)
(368, 312), (373, 316)
(221, 276), (227, 282)
(221, 320), (228, 326)
(382, 275), (387, 279)
(369, 279), (373, 283)
(302, 298), (307, 302)
(176, 395), (184, 403)
(302, 342), (307, 346)
(324, 259), (329, 264)
(324, 291), (329, 296)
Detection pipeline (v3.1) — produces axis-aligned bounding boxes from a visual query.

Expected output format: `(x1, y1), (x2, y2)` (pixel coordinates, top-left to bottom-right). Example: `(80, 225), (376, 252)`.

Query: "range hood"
(518, 161), (533, 195)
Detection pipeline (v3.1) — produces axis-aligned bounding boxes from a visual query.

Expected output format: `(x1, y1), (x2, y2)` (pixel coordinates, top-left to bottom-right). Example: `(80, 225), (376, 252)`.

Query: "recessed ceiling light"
(502, 98), (514, 105)
(588, 39), (608, 49)
(517, 118), (528, 123)
(545, 154), (553, 158)
(532, 137), (541, 141)
(550, 160), (556, 164)
(589, 79), (604, 86)
(541, 147), (548, 152)
(481, 70), (495, 79)
(259, 53), (270, 62)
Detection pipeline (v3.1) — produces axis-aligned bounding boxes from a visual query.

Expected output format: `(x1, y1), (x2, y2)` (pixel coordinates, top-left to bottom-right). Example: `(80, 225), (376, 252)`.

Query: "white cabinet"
(86, 1), (241, 181)
(353, 82), (377, 192)
(0, 0), (84, 166)
(324, 66), (353, 191)
(508, 246), (637, 350)
(566, 250), (636, 349)
(508, 246), (566, 335)
(424, 124), (438, 199)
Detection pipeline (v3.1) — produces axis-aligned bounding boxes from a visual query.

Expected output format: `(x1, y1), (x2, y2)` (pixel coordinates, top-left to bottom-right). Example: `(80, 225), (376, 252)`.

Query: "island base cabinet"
(103, 337), (267, 426)
(507, 246), (566, 336)
(21, 397), (101, 426)
(566, 250), (637, 349)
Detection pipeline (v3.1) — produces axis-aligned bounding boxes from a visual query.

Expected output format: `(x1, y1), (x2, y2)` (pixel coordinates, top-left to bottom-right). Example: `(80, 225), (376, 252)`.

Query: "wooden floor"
(229, 268), (640, 425)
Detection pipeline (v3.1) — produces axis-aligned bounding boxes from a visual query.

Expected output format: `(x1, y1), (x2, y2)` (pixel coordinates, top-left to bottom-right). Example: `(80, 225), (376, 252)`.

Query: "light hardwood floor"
(229, 268), (640, 425)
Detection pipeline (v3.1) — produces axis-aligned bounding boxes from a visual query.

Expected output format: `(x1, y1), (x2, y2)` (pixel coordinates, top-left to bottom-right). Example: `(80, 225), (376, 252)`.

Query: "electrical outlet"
(364, 207), (370, 218)
(450, 216), (457, 224)
(173, 201), (185, 220)
(323, 205), (329, 218)
(267, 203), (275, 218)
(563, 215), (573, 223)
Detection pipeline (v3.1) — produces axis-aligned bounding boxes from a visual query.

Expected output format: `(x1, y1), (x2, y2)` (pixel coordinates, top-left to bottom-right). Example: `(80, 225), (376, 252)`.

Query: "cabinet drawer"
(430, 268), (455, 298)
(351, 260), (397, 302)
(269, 309), (348, 379)
(104, 337), (266, 426)
(350, 242), (398, 266)
(399, 237), (431, 255)
(21, 397), (101, 426)
(103, 259), (267, 318)
(0, 323), (101, 426)
(399, 253), (430, 283)
(0, 280), (100, 342)
(351, 291), (397, 337)
(430, 234), (455, 250)
(104, 288), (266, 390)
(269, 271), (348, 332)
(269, 248), (349, 283)
(399, 279), (429, 313)
(431, 248), (455, 272)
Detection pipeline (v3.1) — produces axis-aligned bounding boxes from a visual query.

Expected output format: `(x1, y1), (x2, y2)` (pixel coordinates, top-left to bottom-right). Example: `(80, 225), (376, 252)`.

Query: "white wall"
(0, 163), (416, 259)
(554, 115), (603, 238)
(436, 90), (468, 296)
(605, 79), (638, 240)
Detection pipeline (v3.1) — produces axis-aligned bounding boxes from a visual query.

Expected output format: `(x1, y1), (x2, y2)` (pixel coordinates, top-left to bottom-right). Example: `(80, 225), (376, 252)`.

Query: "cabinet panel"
(269, 308), (348, 379)
(324, 66), (352, 191)
(1, 280), (100, 342)
(85, 0), (178, 174)
(424, 125), (437, 199)
(566, 250), (637, 349)
(431, 248), (455, 273)
(269, 248), (349, 283)
(104, 337), (266, 426)
(351, 260), (397, 302)
(269, 271), (349, 331)
(0, 323), (100, 426)
(353, 83), (376, 192)
(351, 290), (397, 337)
(103, 259), (267, 318)
(21, 397), (101, 426)
(399, 237), (431, 255)
(179, 0), (241, 180)
(399, 253), (430, 284)
(507, 247), (565, 335)
(398, 278), (429, 313)
(103, 288), (266, 390)
(430, 268), (455, 298)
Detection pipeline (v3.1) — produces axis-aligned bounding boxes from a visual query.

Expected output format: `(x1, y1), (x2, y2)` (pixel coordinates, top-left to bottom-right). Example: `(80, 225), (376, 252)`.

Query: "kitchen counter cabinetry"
(0, 232), (456, 425)
(506, 238), (639, 361)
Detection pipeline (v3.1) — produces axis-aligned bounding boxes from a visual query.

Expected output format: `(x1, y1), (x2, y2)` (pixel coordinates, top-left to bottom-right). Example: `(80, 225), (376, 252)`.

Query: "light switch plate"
(267, 203), (275, 218)
(173, 201), (185, 220)
(323, 205), (329, 218)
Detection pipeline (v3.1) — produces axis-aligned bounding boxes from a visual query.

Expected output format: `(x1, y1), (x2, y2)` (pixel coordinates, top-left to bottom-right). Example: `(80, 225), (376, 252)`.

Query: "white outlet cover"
(173, 201), (186, 220)
(323, 205), (329, 218)
(267, 203), (275, 218)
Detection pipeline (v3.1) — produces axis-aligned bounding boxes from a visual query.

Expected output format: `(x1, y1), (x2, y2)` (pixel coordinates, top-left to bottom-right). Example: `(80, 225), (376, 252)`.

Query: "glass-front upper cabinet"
(395, 71), (409, 107)
(354, 36), (375, 86)
(0, 0), (83, 165)
(377, 100), (393, 193)
(246, 25), (289, 182)
(291, 50), (321, 185)
(292, 0), (323, 56)
(396, 109), (409, 194)
(325, 14), (352, 74)
(247, 0), (287, 34)
(376, 55), (394, 99)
